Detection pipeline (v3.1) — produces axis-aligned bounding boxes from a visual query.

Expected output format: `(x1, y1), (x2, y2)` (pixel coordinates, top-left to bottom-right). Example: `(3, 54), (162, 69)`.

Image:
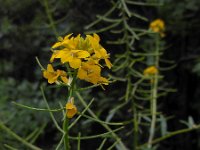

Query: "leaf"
(160, 115), (168, 136)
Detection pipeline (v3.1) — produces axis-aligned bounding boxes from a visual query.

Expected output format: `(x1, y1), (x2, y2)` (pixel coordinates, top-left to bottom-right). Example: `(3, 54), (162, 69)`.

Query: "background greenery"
(1, 0), (200, 149)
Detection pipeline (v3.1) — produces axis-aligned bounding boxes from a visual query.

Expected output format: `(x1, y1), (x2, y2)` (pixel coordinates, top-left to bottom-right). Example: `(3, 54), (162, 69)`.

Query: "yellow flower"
(52, 33), (74, 49)
(77, 61), (109, 85)
(94, 48), (112, 69)
(86, 34), (112, 68)
(143, 66), (158, 76)
(49, 33), (111, 85)
(57, 70), (69, 84)
(43, 64), (68, 84)
(66, 99), (77, 118)
(86, 34), (101, 51)
(52, 49), (90, 69)
(149, 19), (165, 37)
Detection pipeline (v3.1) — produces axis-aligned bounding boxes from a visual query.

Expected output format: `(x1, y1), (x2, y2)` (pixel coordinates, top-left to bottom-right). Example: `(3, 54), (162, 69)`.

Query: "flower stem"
(63, 71), (77, 150)
(63, 117), (70, 150)
(43, 0), (58, 37)
(147, 34), (160, 148)
(133, 102), (138, 149)
(138, 124), (200, 149)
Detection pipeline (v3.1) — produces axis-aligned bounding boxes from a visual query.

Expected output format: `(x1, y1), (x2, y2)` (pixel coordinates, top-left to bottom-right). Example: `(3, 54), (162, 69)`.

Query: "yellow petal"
(48, 76), (57, 84)
(66, 107), (77, 118)
(61, 76), (68, 84)
(93, 33), (100, 42)
(52, 42), (62, 49)
(50, 50), (62, 62)
(87, 35), (100, 50)
(77, 68), (87, 79)
(47, 64), (54, 72)
(43, 70), (49, 79)
(43, 72), (53, 80)
(99, 48), (108, 57)
(69, 58), (81, 69)
(59, 52), (73, 63)
(66, 103), (74, 109)
(66, 102), (77, 118)
(43, 71), (57, 84)
(70, 50), (81, 53)
(77, 50), (90, 58)
(105, 58), (112, 69)
(56, 70), (68, 84)
(57, 70), (66, 76)
(99, 77), (109, 85)
(63, 33), (73, 40)
(94, 50), (101, 58)
(88, 73), (100, 84)
(94, 48), (108, 59)
(50, 53), (57, 62)
(90, 65), (101, 75)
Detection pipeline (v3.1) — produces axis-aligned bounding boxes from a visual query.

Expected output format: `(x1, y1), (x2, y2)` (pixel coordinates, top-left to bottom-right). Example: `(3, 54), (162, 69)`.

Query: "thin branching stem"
(43, 0), (58, 37)
(76, 92), (128, 150)
(147, 34), (160, 148)
(0, 122), (42, 150)
(40, 86), (65, 134)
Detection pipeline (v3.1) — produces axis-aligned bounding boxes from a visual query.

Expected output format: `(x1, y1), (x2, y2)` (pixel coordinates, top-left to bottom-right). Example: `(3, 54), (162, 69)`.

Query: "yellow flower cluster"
(43, 33), (112, 85)
(143, 66), (158, 76)
(149, 19), (165, 37)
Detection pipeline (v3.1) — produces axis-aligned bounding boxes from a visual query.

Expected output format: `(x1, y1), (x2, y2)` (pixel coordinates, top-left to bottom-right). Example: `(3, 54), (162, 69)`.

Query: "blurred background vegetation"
(1, 0), (200, 149)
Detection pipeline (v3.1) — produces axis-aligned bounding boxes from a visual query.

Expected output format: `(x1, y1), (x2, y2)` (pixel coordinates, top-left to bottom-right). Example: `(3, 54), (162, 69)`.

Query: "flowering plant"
(43, 33), (111, 86)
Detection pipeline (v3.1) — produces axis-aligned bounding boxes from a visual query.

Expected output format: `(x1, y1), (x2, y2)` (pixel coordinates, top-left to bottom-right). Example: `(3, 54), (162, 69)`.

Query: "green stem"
(138, 124), (200, 149)
(63, 71), (77, 150)
(97, 138), (107, 150)
(63, 118), (70, 150)
(35, 57), (45, 70)
(12, 101), (64, 112)
(76, 92), (128, 150)
(131, 78), (142, 150)
(147, 34), (160, 148)
(77, 132), (81, 150)
(68, 99), (94, 129)
(133, 104), (138, 149)
(43, 0), (58, 37)
(69, 127), (124, 140)
(4, 144), (18, 150)
(0, 122), (42, 150)
(41, 86), (64, 133)
(55, 134), (65, 150)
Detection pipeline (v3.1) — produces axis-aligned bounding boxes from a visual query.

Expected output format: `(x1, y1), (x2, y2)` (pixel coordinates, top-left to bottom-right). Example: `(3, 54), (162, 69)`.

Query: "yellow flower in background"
(149, 19), (165, 37)
(66, 99), (77, 118)
(43, 64), (68, 84)
(143, 66), (158, 76)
